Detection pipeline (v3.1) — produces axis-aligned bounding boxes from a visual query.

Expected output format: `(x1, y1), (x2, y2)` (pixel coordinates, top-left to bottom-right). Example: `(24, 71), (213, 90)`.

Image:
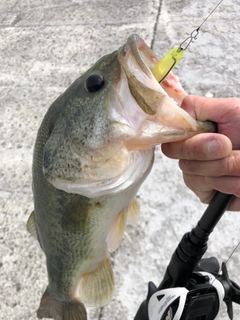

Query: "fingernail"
(207, 139), (221, 156)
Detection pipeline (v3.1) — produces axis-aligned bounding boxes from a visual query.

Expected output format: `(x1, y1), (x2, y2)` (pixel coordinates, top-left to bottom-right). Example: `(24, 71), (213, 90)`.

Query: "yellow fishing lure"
(151, 46), (184, 83)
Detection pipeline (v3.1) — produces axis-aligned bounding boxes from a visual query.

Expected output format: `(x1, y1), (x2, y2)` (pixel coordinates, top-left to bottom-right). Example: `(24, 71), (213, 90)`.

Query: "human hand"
(161, 95), (240, 211)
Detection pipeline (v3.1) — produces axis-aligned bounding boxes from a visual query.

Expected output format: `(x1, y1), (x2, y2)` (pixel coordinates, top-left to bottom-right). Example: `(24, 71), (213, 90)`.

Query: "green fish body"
(28, 34), (215, 320)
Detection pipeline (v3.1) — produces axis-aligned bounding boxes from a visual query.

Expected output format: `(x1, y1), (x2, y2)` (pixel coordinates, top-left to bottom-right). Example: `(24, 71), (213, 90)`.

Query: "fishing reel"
(134, 192), (240, 320)
(147, 259), (240, 320)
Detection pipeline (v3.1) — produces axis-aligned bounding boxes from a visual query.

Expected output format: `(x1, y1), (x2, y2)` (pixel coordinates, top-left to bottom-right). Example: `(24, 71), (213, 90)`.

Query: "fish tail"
(80, 255), (114, 307)
(37, 288), (87, 320)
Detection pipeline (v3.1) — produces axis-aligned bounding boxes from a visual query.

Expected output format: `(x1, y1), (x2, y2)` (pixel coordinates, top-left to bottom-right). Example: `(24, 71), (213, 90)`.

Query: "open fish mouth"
(42, 34), (216, 198)
(118, 34), (216, 139)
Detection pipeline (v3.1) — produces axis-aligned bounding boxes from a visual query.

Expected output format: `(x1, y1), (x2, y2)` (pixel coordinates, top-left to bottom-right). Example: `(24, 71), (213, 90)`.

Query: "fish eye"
(85, 73), (105, 92)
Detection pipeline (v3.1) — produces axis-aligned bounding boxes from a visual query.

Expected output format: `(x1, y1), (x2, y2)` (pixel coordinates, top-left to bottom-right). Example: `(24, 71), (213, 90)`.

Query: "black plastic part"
(180, 287), (219, 320)
(157, 232), (208, 290)
(194, 257), (220, 274)
(134, 300), (148, 320)
(147, 282), (158, 302)
(158, 192), (234, 291)
(217, 262), (240, 320)
(231, 281), (240, 304)
(197, 192), (234, 233)
(134, 282), (158, 320)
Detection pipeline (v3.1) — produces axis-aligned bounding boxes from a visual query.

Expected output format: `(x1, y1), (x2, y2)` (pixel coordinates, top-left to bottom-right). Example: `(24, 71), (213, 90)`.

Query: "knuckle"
(182, 173), (194, 190)
(182, 139), (192, 159)
(235, 180), (240, 198)
(179, 159), (193, 173)
(224, 156), (234, 175)
(200, 192), (214, 204)
(183, 173), (203, 192)
(221, 153), (240, 175)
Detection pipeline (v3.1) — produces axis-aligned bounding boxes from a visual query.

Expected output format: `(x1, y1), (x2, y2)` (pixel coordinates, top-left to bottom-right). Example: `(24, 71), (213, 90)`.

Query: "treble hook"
(179, 27), (200, 51)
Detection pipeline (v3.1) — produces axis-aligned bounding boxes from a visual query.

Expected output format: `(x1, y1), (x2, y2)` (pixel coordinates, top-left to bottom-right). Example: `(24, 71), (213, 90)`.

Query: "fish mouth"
(117, 34), (216, 144)
(119, 34), (159, 92)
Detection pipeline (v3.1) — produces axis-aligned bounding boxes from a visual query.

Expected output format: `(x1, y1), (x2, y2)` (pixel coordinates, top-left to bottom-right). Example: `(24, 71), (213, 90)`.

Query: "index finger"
(181, 95), (240, 149)
(181, 95), (240, 122)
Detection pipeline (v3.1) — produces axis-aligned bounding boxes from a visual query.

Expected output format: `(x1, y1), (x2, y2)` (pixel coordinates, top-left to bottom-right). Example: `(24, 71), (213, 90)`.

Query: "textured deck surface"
(1, 0), (240, 319)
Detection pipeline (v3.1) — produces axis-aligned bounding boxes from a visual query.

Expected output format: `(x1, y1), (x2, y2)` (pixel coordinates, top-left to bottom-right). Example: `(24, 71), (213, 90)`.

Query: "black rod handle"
(158, 192), (234, 290)
(198, 191), (234, 233)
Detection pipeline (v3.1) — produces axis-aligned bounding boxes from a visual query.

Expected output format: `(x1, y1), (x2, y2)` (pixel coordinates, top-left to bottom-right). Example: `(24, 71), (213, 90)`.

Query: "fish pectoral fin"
(126, 197), (140, 227)
(80, 255), (114, 307)
(26, 211), (38, 239)
(106, 199), (140, 253)
(106, 209), (128, 253)
(37, 288), (87, 320)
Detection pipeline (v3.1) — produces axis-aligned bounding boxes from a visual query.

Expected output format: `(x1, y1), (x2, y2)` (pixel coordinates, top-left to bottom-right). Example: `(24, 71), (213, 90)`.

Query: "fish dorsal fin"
(106, 209), (128, 253)
(26, 211), (38, 239)
(126, 197), (140, 227)
(80, 255), (114, 307)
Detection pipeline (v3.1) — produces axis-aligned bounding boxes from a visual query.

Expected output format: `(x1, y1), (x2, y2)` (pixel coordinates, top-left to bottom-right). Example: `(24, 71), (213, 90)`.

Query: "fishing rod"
(134, 0), (240, 319)
(133, 192), (240, 320)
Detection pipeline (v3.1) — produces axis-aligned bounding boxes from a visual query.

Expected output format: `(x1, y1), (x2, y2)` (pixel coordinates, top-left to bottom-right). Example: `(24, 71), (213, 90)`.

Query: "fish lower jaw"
(49, 149), (154, 198)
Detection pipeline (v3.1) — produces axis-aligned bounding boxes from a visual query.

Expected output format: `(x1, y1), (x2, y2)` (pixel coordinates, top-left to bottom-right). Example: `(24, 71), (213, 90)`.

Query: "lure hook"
(179, 27), (200, 51)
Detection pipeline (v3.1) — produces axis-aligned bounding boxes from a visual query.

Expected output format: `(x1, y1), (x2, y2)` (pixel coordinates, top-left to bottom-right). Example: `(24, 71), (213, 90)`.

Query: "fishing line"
(198, 0), (225, 30)
(225, 241), (240, 265)
(152, 0), (225, 82)
(205, 241), (240, 296)
(180, 0), (224, 50)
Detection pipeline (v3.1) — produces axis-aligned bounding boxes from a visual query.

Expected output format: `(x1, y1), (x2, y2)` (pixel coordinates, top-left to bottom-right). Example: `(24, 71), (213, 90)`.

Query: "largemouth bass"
(28, 34), (215, 320)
